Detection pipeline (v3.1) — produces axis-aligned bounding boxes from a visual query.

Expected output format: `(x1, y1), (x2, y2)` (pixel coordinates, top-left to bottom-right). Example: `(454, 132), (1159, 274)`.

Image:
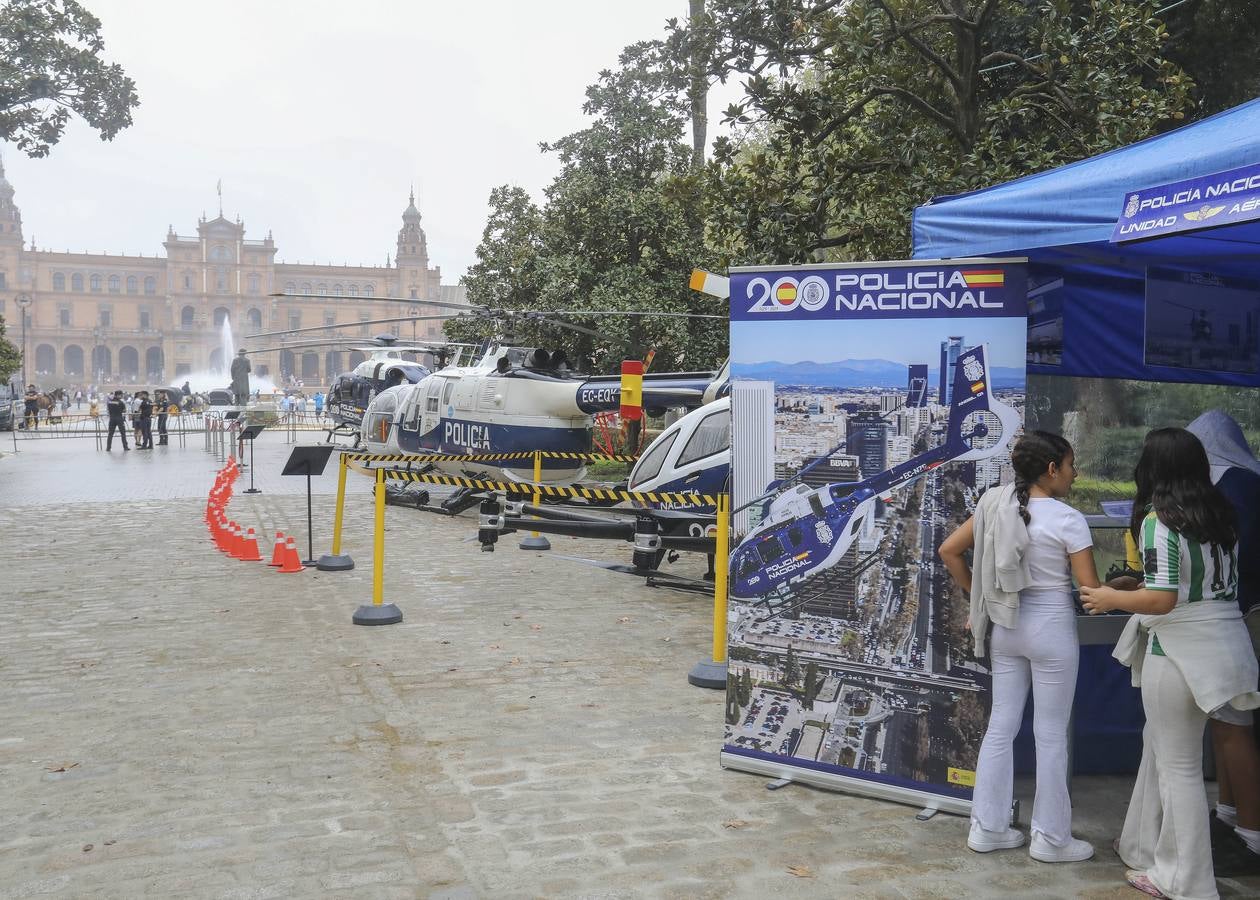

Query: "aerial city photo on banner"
(724, 261), (1028, 807)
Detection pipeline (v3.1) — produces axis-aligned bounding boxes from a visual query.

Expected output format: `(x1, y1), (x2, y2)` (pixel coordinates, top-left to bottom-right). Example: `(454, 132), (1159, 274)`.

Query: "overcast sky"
(4, 0), (739, 281)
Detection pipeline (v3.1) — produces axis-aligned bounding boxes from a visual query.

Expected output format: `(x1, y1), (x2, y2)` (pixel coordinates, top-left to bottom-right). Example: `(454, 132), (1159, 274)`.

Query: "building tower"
(396, 188), (436, 302)
(938, 336), (964, 405)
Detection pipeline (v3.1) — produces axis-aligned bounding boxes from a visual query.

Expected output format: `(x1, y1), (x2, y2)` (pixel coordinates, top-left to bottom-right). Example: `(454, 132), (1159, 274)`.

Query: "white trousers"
(972, 593), (1079, 845)
(1118, 653), (1218, 900)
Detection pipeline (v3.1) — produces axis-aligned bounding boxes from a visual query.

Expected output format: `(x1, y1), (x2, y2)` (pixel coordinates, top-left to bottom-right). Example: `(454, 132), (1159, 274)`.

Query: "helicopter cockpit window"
(629, 432), (678, 486)
(808, 494), (826, 518)
(676, 408), (731, 467)
(756, 536), (785, 563)
(787, 526), (804, 548)
(403, 393), (422, 431)
(738, 555), (760, 579)
(442, 380), (455, 406)
(425, 395), (439, 414)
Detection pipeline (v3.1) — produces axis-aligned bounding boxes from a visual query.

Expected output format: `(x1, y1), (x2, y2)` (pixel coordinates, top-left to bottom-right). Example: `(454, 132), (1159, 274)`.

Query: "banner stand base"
(720, 751), (971, 818)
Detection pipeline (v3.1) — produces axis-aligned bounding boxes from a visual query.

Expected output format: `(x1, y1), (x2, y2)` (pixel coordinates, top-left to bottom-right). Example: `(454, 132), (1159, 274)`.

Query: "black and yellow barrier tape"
(343, 450), (639, 464)
(343, 458), (715, 507)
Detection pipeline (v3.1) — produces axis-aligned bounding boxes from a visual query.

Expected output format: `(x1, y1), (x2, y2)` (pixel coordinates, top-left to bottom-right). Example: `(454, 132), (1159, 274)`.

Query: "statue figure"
(230, 349), (251, 406)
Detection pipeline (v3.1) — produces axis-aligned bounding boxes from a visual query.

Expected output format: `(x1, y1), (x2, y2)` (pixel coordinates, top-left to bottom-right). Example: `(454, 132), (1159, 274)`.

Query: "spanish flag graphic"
(961, 269), (1005, 288)
(775, 282), (798, 306)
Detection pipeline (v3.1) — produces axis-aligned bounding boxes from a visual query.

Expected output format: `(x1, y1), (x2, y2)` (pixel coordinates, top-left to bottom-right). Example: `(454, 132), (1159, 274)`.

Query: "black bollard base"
(352, 603), (402, 626)
(687, 659), (728, 690)
(518, 534), (551, 550)
(316, 553), (355, 571)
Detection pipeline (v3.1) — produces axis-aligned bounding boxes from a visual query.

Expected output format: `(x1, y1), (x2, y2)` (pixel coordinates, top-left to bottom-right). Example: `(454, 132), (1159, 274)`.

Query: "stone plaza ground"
(2, 433), (1258, 898)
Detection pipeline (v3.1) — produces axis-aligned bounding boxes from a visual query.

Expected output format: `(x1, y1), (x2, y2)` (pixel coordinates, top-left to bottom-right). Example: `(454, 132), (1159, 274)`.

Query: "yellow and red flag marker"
(961, 269), (1005, 288)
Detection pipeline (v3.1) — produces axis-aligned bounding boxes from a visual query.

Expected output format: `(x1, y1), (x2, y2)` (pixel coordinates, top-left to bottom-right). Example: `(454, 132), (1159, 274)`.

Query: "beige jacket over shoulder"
(968, 483), (1031, 655)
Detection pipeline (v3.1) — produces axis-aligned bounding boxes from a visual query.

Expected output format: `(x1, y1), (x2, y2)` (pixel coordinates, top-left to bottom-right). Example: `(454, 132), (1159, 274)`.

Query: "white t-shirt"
(1023, 497), (1093, 593)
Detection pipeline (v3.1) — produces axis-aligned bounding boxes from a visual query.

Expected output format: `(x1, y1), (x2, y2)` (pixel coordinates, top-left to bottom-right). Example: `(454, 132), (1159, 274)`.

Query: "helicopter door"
(420, 379), (443, 436)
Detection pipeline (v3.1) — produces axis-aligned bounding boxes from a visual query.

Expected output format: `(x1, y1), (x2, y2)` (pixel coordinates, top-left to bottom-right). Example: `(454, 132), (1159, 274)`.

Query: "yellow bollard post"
(518, 450), (551, 550)
(689, 493), (729, 689)
(316, 452), (355, 571)
(352, 467), (402, 625)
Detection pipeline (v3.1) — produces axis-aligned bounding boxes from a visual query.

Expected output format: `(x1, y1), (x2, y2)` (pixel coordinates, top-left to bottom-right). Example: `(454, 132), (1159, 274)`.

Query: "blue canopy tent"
(911, 99), (1260, 774)
(913, 97), (1260, 388)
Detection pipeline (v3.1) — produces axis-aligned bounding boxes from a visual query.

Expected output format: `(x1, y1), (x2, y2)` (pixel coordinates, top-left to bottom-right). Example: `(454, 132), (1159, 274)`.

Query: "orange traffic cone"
(240, 528), (262, 561)
(277, 536), (304, 573)
(269, 531), (286, 567)
(229, 522), (245, 559)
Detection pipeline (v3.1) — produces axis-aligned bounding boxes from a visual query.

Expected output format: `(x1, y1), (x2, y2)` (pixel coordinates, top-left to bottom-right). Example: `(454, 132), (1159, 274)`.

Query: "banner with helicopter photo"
(723, 259), (1028, 813)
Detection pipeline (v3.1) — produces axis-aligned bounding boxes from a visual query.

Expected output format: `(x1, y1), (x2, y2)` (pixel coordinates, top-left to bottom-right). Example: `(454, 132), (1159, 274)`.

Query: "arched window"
(53, 272), (66, 291)
(317, 283), (327, 296)
(247, 273), (260, 294)
(364, 284), (374, 297)
(301, 282), (312, 295)
(90, 274), (102, 292)
(126, 275), (138, 293)
(213, 306), (231, 327)
(144, 276), (156, 295)
(181, 305), (195, 328)
(348, 284), (358, 297)
(348, 350), (366, 367)
(64, 345), (84, 376)
(279, 349), (295, 376)
(108, 275), (120, 293)
(325, 351), (343, 375)
(247, 308), (262, 331)
(212, 245), (229, 261)
(118, 346), (139, 380)
(91, 345), (111, 376)
(285, 281), (296, 294)
(71, 273), (84, 291)
(302, 352), (320, 378)
(35, 344), (56, 375)
(332, 283), (343, 295)
(146, 346), (164, 380)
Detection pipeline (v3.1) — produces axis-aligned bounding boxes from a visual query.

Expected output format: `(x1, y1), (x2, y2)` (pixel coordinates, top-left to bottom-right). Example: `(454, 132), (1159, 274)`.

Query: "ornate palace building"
(0, 158), (464, 388)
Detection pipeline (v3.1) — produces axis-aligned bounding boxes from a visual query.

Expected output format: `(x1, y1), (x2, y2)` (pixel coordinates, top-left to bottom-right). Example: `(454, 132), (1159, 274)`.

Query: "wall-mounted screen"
(1144, 268), (1260, 375)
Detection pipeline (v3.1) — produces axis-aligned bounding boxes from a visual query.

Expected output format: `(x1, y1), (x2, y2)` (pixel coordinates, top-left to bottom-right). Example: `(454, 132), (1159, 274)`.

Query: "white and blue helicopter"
(360, 341), (729, 488)
(728, 343), (1019, 613)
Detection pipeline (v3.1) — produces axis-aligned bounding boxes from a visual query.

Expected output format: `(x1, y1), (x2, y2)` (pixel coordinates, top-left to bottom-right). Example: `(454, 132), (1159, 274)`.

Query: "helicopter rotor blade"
(244, 313), (463, 340)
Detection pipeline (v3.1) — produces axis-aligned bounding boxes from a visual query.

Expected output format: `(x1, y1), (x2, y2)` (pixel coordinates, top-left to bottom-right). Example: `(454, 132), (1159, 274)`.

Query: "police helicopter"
(728, 343), (1019, 619)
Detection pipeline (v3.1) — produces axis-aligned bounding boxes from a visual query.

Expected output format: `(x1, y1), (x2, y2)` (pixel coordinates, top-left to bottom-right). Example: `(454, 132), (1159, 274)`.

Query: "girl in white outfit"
(940, 431), (1100, 862)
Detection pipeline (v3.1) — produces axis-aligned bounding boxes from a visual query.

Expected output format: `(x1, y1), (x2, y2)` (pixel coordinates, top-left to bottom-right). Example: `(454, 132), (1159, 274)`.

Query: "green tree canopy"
(0, 0), (139, 157)
(454, 43), (726, 372)
(696, 0), (1194, 264)
(0, 315), (21, 384)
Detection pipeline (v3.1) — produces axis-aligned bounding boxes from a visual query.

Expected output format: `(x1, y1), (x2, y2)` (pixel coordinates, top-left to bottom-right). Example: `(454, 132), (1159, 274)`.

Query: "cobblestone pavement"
(2, 442), (1258, 898)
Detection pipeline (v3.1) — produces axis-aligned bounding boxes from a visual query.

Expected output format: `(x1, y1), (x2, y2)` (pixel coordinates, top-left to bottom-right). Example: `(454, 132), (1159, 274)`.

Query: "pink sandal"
(1125, 871), (1167, 898)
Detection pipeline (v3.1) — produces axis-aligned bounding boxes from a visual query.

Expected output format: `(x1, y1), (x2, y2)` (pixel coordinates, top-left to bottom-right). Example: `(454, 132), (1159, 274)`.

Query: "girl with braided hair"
(940, 431), (1100, 862)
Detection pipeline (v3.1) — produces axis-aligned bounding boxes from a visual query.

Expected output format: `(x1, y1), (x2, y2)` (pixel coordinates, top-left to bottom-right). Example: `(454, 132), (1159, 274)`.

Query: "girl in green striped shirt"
(1082, 428), (1259, 899)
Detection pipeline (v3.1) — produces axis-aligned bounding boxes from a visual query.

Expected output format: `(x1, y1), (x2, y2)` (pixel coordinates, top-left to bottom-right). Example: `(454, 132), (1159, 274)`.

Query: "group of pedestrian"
(940, 410), (1260, 898)
(104, 388), (177, 451)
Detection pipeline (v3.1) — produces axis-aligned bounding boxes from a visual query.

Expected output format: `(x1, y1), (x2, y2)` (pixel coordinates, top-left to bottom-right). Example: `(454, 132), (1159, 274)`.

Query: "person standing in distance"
(105, 390), (129, 451)
(1186, 410), (1260, 878)
(939, 431), (1101, 862)
(137, 391), (154, 450)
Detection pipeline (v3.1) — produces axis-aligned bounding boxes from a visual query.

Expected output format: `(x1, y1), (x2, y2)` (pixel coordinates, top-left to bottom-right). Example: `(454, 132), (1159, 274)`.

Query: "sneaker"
(968, 821), (1025, 852)
(1030, 831), (1094, 862)
(1212, 827), (1260, 878)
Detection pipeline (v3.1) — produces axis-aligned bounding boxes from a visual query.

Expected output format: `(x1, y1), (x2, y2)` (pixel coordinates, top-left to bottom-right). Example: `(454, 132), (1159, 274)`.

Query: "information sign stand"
(281, 445), (335, 566)
(240, 424), (265, 493)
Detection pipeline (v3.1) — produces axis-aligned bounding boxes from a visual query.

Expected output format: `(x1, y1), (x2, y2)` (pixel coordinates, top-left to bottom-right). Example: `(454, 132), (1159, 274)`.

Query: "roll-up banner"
(723, 258), (1028, 815)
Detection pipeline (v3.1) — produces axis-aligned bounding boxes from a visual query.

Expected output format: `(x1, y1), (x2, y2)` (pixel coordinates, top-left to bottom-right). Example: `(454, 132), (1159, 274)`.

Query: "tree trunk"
(689, 0), (707, 170)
